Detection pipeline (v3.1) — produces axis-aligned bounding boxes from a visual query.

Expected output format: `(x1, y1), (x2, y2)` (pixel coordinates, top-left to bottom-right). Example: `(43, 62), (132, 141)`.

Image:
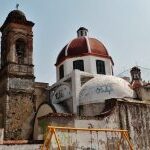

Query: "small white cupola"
(77, 27), (88, 37)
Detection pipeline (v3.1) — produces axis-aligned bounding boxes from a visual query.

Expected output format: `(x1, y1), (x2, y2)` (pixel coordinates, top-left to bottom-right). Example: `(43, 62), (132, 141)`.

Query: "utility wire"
(116, 65), (150, 77)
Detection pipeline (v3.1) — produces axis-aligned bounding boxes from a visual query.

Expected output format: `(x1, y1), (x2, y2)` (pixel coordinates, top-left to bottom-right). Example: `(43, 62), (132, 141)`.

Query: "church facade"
(0, 9), (150, 149)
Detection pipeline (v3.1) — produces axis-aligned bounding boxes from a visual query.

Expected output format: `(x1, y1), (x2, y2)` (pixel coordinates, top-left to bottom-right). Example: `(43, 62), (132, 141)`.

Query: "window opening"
(59, 65), (64, 79)
(96, 60), (105, 74)
(16, 39), (25, 64)
(73, 60), (84, 71)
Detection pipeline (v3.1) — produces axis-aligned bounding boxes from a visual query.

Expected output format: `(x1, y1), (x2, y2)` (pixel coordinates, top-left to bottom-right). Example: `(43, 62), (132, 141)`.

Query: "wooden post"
(123, 132), (134, 150)
(53, 128), (62, 150)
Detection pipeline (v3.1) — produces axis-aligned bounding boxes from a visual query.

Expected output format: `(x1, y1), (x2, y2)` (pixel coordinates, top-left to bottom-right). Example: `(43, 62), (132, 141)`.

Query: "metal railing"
(41, 126), (134, 150)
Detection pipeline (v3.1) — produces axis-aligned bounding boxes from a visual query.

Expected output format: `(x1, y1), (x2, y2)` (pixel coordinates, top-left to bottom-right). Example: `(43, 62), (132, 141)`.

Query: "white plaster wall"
(47, 108), (121, 150)
(71, 70), (81, 114)
(90, 56), (113, 75)
(56, 56), (113, 81)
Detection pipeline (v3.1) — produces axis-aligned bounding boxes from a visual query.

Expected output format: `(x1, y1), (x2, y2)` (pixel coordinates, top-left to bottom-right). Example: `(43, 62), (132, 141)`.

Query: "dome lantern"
(77, 27), (88, 37)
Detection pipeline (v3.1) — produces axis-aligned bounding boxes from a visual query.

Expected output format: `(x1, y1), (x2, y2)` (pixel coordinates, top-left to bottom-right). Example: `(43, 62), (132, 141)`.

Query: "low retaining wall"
(0, 144), (41, 150)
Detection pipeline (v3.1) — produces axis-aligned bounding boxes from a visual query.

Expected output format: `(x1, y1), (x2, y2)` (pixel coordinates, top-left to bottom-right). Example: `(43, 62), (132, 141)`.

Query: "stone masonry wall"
(118, 100), (150, 150)
(5, 94), (34, 140)
(34, 82), (49, 111)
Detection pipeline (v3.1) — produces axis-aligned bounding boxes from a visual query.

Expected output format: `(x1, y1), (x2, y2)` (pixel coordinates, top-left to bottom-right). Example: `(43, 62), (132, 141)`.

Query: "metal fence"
(41, 126), (134, 150)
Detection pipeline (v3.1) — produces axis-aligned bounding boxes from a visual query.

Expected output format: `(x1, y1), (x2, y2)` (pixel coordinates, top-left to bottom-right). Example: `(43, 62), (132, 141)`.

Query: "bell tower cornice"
(0, 9), (34, 32)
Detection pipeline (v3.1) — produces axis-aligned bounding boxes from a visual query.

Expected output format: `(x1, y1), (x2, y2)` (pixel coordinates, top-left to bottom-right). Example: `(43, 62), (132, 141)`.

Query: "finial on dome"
(77, 27), (88, 37)
(16, 4), (19, 10)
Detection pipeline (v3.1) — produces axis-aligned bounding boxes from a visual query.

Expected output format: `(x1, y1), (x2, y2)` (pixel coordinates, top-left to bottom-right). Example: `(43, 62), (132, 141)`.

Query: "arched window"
(96, 60), (105, 74)
(73, 60), (84, 71)
(16, 39), (26, 64)
(59, 65), (64, 79)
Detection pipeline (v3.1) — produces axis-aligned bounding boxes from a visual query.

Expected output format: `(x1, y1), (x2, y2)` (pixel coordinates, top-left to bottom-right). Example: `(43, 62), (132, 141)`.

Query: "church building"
(0, 9), (150, 149)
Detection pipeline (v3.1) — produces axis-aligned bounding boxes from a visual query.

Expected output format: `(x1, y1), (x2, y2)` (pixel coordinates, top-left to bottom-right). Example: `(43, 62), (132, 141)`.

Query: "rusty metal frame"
(42, 126), (134, 150)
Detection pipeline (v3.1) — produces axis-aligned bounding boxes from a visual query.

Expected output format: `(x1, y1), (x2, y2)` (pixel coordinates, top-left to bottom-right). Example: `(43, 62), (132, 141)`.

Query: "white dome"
(79, 75), (136, 105)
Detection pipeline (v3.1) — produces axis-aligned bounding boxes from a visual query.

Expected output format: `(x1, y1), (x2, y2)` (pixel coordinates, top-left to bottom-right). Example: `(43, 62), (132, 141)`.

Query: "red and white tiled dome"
(56, 29), (114, 66)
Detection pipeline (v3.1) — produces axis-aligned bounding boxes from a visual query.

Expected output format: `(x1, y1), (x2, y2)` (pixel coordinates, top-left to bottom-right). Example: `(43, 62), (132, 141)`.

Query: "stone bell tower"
(0, 9), (35, 140)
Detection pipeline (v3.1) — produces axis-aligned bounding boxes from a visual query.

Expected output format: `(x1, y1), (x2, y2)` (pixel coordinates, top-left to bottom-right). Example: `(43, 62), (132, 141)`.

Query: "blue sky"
(0, 0), (150, 84)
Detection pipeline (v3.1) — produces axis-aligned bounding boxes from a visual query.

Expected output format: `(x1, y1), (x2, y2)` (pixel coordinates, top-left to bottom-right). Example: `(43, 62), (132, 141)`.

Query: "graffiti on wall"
(79, 84), (114, 104)
(52, 84), (72, 104)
